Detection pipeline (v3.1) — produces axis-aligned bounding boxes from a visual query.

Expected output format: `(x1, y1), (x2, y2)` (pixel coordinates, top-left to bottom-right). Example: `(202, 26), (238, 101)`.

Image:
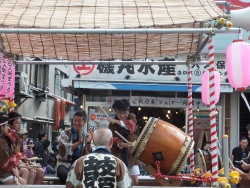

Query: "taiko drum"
(132, 117), (194, 175)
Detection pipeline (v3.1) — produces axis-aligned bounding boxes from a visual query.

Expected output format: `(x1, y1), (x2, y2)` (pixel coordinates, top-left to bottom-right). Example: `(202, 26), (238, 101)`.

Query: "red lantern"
(226, 40), (250, 91)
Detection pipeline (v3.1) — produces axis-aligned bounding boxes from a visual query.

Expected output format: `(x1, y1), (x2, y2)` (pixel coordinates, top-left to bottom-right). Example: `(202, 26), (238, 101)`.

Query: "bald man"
(66, 126), (132, 188)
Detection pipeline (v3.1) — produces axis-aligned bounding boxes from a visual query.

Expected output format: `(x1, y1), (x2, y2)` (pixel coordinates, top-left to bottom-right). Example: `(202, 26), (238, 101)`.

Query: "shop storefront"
(62, 56), (233, 151)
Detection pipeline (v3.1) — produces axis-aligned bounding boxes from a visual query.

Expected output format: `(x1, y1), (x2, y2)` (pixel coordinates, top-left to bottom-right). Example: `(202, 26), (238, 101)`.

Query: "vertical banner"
(5, 59), (14, 98)
(0, 57), (7, 98)
(0, 54), (2, 93)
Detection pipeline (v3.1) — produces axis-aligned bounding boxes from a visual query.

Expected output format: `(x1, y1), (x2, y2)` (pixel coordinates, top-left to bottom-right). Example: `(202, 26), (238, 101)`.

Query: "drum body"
(203, 150), (212, 171)
(132, 117), (194, 175)
(196, 149), (222, 172)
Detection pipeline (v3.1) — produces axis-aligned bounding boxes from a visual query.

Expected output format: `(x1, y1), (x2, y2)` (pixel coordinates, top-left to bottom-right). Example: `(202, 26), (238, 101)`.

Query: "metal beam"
(193, 35), (210, 59)
(0, 37), (10, 57)
(214, 1), (227, 5)
(15, 60), (209, 65)
(0, 28), (240, 34)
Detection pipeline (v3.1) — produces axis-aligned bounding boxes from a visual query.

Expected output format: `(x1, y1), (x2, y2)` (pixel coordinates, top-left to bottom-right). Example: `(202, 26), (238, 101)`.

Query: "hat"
(20, 128), (28, 135)
(54, 132), (60, 137)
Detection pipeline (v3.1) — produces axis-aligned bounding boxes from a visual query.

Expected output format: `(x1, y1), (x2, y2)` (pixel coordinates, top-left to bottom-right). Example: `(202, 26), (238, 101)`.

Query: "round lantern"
(226, 40), (250, 91)
(202, 71), (221, 106)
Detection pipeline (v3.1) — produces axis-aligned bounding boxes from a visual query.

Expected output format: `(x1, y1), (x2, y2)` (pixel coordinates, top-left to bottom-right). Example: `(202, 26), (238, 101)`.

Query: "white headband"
(0, 121), (8, 126)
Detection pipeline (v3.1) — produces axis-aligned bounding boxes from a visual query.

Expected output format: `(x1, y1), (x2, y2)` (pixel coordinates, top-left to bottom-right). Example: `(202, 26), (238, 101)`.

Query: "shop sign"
(106, 96), (210, 109)
(70, 60), (228, 84)
(88, 112), (115, 132)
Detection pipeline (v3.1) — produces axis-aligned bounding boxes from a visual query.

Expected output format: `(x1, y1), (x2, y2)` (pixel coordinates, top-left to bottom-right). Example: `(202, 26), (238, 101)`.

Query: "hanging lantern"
(202, 71), (221, 106)
(226, 39), (250, 91)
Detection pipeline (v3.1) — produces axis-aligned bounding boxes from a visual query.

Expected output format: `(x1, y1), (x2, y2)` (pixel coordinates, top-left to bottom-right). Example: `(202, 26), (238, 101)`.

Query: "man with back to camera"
(66, 126), (132, 188)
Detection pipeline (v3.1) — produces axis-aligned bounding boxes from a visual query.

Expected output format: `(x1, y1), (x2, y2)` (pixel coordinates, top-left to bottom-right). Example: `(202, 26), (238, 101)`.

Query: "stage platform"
(3, 186), (209, 188)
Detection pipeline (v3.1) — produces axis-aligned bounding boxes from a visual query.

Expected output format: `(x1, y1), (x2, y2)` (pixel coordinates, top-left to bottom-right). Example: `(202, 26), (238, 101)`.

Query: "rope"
(152, 161), (213, 183)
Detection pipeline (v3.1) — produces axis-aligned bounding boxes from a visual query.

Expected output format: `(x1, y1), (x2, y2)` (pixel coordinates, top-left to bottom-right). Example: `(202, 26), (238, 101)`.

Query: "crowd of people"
(0, 99), (137, 187)
(1, 98), (250, 187)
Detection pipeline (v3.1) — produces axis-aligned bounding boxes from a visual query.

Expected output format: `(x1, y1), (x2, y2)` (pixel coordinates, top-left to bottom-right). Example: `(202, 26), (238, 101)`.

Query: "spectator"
(231, 137), (250, 173)
(9, 112), (44, 184)
(42, 139), (56, 175)
(66, 126), (132, 188)
(107, 99), (140, 185)
(34, 132), (46, 167)
(247, 124), (250, 142)
(203, 141), (211, 151)
(43, 139), (51, 167)
(52, 132), (60, 156)
(56, 110), (93, 184)
(24, 139), (36, 158)
(21, 128), (29, 148)
(0, 113), (28, 185)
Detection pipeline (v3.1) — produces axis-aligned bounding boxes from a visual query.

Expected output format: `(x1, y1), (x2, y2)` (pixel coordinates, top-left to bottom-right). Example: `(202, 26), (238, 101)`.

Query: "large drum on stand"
(132, 117), (194, 175)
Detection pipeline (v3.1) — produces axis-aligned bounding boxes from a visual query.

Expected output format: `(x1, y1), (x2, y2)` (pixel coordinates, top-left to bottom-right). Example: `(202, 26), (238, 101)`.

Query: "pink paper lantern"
(226, 39), (250, 91)
(202, 71), (221, 106)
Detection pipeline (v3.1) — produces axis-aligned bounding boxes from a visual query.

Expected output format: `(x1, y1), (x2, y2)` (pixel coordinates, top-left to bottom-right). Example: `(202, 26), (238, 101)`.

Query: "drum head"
(196, 149), (207, 173)
(131, 117), (157, 158)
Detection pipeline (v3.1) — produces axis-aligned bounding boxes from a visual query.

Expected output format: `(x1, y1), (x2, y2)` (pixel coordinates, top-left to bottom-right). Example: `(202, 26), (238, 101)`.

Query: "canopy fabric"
(0, 0), (224, 60)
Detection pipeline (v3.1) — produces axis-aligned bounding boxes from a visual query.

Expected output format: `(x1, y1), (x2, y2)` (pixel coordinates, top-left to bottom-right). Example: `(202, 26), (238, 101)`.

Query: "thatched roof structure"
(0, 0), (224, 60)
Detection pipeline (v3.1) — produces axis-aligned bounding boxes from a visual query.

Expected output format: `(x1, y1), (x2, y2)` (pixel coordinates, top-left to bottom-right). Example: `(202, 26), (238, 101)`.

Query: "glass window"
(54, 69), (67, 98)
(37, 65), (45, 88)
(22, 64), (29, 74)
(30, 65), (36, 85)
(29, 65), (46, 88)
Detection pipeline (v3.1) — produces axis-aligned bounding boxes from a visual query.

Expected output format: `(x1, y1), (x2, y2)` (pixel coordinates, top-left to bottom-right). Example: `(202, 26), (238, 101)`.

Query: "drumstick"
(18, 163), (41, 170)
(29, 157), (42, 161)
(114, 131), (130, 144)
(14, 176), (21, 185)
(100, 106), (109, 118)
(229, 158), (235, 169)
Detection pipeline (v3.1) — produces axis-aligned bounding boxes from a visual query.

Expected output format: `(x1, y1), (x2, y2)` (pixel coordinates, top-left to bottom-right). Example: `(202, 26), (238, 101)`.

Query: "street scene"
(0, 0), (250, 187)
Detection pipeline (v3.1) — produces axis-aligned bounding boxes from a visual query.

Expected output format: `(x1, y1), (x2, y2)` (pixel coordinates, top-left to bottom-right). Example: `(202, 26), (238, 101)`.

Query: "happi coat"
(109, 113), (138, 167)
(66, 147), (132, 188)
(0, 129), (21, 179)
(55, 127), (91, 170)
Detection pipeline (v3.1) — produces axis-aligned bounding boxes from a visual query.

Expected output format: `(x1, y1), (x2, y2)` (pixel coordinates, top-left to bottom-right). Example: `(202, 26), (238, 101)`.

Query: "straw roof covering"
(0, 0), (224, 60)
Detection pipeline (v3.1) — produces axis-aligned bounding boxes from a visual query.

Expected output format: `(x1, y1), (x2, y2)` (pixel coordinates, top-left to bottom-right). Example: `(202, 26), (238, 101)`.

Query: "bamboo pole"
(114, 131), (130, 144)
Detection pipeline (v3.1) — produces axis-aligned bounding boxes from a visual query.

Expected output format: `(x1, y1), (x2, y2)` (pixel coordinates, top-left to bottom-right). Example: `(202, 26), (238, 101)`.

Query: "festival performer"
(107, 99), (140, 185)
(8, 112), (44, 184)
(232, 164), (250, 188)
(0, 113), (28, 185)
(56, 110), (93, 184)
(66, 126), (132, 188)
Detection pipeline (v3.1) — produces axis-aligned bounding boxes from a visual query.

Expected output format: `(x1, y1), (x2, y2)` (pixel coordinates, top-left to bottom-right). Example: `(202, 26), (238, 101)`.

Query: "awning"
(73, 81), (233, 93)
(0, 0), (224, 60)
